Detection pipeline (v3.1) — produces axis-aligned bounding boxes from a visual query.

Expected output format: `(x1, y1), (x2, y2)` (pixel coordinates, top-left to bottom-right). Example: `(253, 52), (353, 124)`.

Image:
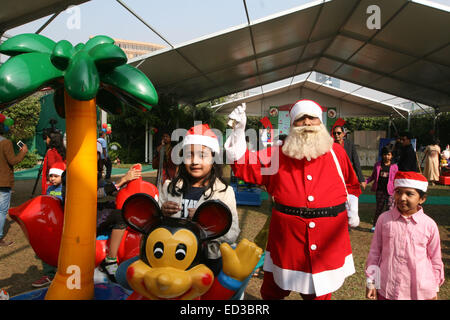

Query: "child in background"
(46, 162), (65, 201)
(159, 123), (240, 275)
(365, 171), (444, 300)
(365, 145), (398, 232)
(31, 162), (65, 287)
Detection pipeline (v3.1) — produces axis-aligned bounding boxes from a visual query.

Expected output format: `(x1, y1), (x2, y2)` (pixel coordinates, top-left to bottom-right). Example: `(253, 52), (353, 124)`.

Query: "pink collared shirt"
(366, 206), (444, 300)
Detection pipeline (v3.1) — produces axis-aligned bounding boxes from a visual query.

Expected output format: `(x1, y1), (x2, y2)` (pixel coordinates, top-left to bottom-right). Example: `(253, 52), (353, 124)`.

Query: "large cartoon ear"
(192, 200), (232, 241)
(121, 193), (162, 234)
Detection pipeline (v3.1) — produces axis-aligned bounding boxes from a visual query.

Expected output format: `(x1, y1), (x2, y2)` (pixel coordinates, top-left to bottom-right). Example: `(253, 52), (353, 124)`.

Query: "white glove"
(224, 104), (247, 162)
(346, 194), (360, 228)
(227, 103), (247, 130)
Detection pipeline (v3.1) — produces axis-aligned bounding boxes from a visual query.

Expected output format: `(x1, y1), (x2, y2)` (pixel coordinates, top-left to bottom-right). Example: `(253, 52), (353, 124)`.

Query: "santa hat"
(183, 123), (220, 154)
(394, 171), (428, 192)
(49, 162), (66, 176)
(290, 99), (324, 124)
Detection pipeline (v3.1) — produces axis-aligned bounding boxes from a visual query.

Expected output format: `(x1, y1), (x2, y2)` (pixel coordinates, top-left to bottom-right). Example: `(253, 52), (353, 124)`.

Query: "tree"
(0, 33), (158, 300)
(2, 93), (41, 142)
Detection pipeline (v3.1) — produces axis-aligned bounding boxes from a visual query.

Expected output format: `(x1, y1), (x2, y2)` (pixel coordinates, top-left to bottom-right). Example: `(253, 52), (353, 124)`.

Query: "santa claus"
(224, 99), (361, 300)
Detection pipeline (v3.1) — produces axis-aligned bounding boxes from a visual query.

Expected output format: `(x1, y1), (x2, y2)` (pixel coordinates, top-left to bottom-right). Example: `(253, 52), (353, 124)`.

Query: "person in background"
(97, 131), (112, 180)
(397, 132), (418, 172)
(41, 131), (66, 195)
(332, 125), (366, 189)
(365, 171), (444, 300)
(364, 145), (398, 232)
(152, 131), (177, 190)
(423, 139), (441, 185)
(0, 122), (28, 247)
(392, 135), (402, 164)
(32, 162), (66, 287)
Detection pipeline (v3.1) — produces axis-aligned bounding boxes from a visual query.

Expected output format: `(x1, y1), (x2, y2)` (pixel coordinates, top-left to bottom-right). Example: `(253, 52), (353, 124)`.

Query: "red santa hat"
(183, 123), (220, 154)
(49, 162), (66, 176)
(290, 99), (324, 124)
(394, 171), (428, 192)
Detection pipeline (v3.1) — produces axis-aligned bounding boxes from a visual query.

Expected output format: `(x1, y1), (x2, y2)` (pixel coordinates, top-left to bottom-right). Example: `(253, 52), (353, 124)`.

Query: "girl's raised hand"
(161, 201), (181, 216)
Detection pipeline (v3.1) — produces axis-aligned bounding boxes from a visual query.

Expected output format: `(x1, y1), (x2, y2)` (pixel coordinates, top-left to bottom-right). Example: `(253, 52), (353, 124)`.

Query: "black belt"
(274, 202), (346, 218)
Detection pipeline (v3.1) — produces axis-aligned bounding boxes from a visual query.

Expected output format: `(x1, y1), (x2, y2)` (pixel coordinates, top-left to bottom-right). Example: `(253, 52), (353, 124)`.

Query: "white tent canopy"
(129, 0), (450, 111)
(1, 0), (449, 113)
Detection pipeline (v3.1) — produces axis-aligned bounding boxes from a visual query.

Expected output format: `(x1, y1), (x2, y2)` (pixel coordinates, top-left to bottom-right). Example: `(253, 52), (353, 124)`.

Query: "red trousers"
(260, 271), (332, 300)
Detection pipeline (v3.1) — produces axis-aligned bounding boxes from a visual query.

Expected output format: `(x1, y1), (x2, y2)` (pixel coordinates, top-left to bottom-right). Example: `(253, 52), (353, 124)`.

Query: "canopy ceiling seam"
(325, 1), (410, 92)
(322, 53), (449, 97)
(300, 0), (362, 95)
(293, 0), (328, 90)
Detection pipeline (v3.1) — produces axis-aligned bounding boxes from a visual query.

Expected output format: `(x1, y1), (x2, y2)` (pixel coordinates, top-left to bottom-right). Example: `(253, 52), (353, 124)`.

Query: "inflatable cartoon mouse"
(121, 193), (262, 300)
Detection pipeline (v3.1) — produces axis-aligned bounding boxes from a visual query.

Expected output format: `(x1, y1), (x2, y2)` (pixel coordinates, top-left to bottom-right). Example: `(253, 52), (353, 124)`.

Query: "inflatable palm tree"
(0, 34), (158, 300)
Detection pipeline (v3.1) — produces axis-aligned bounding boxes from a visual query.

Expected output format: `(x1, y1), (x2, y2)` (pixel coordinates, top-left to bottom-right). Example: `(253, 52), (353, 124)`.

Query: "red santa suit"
(225, 100), (361, 298)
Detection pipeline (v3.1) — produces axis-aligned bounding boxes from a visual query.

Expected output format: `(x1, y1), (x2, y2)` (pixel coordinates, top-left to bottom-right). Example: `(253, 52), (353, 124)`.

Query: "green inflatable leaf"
(83, 35), (115, 52)
(0, 33), (159, 114)
(64, 51), (99, 101)
(100, 64), (158, 109)
(51, 40), (74, 70)
(0, 52), (62, 106)
(0, 33), (56, 56)
(89, 43), (127, 72)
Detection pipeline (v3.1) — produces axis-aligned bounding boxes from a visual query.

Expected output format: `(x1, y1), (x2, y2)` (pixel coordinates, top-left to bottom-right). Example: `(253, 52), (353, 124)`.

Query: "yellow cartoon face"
(121, 194), (236, 300)
(126, 227), (214, 300)
(145, 228), (198, 270)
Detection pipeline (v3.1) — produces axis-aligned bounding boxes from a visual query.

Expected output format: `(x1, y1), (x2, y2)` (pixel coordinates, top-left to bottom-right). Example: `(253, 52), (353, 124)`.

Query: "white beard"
(282, 124), (334, 161)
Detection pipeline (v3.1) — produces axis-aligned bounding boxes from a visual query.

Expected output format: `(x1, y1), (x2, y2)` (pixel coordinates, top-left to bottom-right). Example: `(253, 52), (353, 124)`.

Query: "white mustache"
(282, 124), (334, 161)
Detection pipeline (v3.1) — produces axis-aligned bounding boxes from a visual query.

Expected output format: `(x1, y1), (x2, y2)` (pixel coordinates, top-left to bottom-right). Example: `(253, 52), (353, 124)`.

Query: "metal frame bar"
(116, 0), (229, 101)
(35, 12), (61, 34)
(242, 0), (264, 94)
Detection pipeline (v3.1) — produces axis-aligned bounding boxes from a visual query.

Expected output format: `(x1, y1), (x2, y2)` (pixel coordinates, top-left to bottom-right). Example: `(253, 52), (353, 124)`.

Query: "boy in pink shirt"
(365, 171), (444, 300)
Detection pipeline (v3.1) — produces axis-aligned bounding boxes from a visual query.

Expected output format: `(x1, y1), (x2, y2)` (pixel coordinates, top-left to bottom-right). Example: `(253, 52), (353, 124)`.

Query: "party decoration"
(0, 33), (158, 300)
(0, 114), (5, 123)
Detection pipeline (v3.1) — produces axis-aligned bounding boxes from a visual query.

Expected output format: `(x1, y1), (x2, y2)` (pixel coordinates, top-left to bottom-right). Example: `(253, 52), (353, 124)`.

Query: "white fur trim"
(183, 134), (220, 154)
(263, 251), (355, 296)
(394, 178), (428, 192)
(49, 168), (64, 176)
(290, 100), (323, 124)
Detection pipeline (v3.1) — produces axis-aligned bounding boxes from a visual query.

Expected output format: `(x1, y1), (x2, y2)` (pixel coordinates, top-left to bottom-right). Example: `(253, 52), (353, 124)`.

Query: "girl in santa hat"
(159, 123), (240, 275)
(365, 171), (444, 300)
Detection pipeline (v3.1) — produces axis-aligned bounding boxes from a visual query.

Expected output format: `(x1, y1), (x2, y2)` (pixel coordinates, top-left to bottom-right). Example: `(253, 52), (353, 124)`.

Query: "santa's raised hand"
(227, 103), (247, 130)
(224, 103), (247, 162)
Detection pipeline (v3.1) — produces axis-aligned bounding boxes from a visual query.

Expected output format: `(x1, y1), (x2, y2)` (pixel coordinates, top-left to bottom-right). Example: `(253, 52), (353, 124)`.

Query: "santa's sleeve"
(229, 147), (274, 188)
